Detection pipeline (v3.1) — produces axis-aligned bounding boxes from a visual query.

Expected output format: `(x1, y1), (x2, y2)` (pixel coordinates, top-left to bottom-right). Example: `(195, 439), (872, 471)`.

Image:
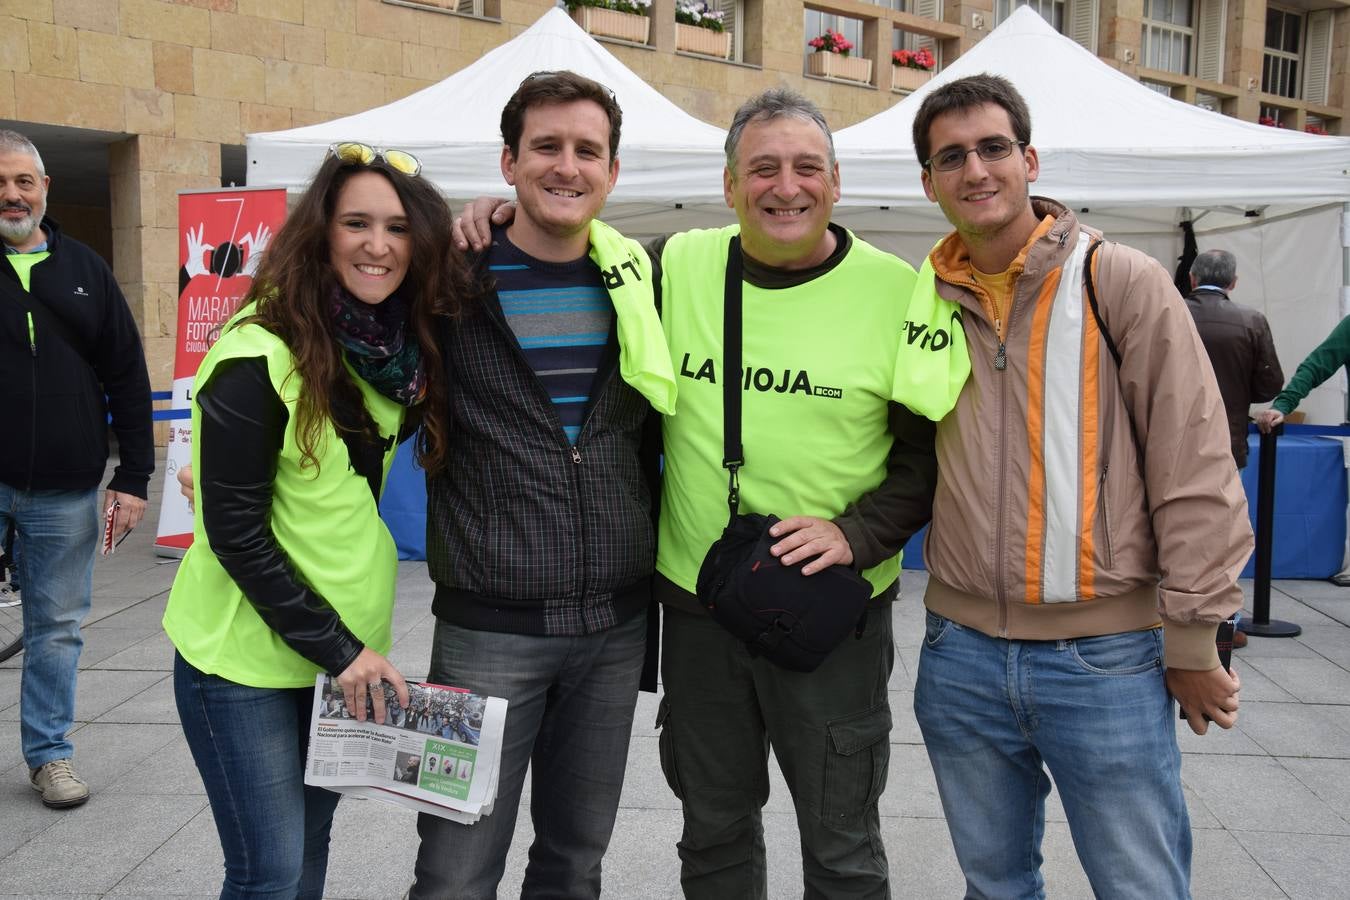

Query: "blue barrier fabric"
(1239, 434), (1345, 579)
(378, 439), (427, 561)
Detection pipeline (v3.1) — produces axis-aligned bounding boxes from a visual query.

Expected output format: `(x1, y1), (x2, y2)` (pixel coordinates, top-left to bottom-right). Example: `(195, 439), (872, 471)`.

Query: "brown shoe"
(1232, 629), (1248, 649)
(29, 759), (90, 809)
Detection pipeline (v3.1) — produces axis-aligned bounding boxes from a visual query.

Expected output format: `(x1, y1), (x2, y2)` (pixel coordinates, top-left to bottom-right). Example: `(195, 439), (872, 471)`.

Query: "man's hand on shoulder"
(453, 198), (515, 252)
(769, 516), (854, 575)
(1166, 664), (1241, 735)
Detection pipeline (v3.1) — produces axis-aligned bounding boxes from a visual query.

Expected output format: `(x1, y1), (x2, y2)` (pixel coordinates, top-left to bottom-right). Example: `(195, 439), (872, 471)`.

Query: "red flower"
(892, 46), (935, 70)
(809, 28), (853, 55)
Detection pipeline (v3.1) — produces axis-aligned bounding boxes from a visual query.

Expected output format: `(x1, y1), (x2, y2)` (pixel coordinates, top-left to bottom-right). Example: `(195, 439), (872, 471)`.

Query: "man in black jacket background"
(0, 129), (153, 809)
(1185, 248), (1284, 469)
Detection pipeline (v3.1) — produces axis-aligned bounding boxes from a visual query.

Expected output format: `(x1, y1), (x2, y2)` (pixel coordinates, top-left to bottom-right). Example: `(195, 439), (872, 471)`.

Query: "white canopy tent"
(832, 7), (1350, 422)
(245, 7), (731, 233)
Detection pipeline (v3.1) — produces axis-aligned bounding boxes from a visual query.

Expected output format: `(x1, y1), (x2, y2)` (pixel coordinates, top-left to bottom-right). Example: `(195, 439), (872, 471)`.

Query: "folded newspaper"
(304, 675), (508, 823)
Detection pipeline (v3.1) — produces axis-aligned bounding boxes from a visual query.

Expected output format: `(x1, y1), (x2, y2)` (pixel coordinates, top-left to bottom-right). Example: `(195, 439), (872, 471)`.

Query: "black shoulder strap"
(0, 264), (96, 366)
(1083, 237), (1147, 462)
(1082, 239), (1120, 370)
(721, 236), (744, 526)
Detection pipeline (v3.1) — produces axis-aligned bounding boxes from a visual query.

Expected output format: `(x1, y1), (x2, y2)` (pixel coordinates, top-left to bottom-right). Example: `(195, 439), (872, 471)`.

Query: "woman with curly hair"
(163, 144), (470, 899)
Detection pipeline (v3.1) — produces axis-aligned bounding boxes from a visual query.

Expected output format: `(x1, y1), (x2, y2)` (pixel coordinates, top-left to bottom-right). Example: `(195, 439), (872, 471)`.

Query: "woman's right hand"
(336, 647), (410, 724)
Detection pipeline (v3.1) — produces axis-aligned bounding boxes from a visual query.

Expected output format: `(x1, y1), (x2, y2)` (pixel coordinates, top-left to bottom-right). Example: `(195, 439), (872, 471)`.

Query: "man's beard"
(0, 201), (43, 245)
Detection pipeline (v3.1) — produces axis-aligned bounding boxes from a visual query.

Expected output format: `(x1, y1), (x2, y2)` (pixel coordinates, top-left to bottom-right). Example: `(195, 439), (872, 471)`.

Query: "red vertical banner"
(155, 187), (288, 556)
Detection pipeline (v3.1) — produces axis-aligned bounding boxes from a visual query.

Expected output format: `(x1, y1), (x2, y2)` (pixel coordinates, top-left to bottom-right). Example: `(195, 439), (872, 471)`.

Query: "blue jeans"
(410, 610), (647, 900)
(913, 612), (1191, 900)
(174, 653), (341, 900)
(0, 483), (98, 768)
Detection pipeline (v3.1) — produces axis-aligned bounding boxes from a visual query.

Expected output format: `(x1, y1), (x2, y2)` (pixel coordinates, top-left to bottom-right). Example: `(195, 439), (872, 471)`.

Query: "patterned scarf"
(329, 286), (426, 406)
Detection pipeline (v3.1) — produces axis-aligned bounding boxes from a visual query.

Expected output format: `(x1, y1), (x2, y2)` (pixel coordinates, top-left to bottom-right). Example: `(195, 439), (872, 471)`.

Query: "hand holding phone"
(100, 491), (146, 556)
(102, 501), (120, 556)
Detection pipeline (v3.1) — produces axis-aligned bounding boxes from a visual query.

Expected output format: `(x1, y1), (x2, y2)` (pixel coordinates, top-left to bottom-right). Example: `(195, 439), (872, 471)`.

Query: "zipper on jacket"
(1096, 465), (1113, 569)
(566, 432), (587, 603)
(26, 349), (38, 492)
(989, 306), (1007, 371)
(565, 360), (623, 604)
(993, 270), (1036, 635)
(995, 355), (1009, 635)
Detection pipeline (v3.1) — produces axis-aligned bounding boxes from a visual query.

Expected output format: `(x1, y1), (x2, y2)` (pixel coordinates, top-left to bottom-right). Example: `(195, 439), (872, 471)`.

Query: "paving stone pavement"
(3, 464), (1349, 898)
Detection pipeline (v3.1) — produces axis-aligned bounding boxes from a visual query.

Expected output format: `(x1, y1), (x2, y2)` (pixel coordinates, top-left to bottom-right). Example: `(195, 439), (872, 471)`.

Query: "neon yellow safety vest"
(163, 307), (404, 688)
(656, 226), (970, 597)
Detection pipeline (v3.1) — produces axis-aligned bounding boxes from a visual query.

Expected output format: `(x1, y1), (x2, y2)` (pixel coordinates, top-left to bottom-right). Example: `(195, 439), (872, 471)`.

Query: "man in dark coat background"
(1186, 248), (1284, 469)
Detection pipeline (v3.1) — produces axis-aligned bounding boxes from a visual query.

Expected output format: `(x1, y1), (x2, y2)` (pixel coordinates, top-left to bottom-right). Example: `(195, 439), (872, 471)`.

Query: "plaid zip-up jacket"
(426, 275), (657, 637)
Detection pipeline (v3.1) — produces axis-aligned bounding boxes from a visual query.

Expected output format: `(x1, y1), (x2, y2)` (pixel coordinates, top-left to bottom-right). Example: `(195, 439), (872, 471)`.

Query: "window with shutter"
(891, 0), (942, 58)
(1303, 9), (1332, 106)
(716, 0), (743, 62)
(1194, 0), (1224, 83)
(913, 0), (941, 57)
(1066, 0), (1097, 52)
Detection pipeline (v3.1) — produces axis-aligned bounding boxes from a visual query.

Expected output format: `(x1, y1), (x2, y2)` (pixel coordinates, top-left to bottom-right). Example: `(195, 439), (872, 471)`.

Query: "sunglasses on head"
(521, 70), (617, 102)
(329, 142), (423, 177)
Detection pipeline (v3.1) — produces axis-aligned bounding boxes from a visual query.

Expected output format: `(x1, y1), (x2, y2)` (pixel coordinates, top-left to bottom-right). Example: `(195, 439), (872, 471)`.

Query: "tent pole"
(1342, 203), (1350, 420)
(1339, 203), (1350, 319)
(1342, 203), (1350, 320)
(1336, 203), (1350, 584)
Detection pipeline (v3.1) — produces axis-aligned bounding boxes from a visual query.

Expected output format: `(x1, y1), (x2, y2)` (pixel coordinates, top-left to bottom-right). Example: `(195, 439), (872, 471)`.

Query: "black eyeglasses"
(521, 70), (617, 102)
(924, 138), (1025, 172)
(329, 142), (422, 177)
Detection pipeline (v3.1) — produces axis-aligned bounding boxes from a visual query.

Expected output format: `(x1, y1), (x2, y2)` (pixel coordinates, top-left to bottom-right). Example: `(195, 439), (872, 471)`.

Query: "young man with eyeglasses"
(410, 71), (674, 900)
(910, 74), (1249, 898)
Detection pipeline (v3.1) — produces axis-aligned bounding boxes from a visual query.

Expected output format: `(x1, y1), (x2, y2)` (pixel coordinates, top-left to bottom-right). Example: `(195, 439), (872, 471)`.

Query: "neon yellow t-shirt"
(656, 226), (970, 597)
(5, 250), (50, 290)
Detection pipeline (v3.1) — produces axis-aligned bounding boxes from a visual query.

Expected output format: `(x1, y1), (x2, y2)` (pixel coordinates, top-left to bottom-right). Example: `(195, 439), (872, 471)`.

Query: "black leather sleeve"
(198, 356), (365, 675)
(833, 401), (938, 571)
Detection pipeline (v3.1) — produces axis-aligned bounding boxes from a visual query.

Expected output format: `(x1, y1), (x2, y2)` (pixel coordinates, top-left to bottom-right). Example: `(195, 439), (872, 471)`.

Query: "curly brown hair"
(240, 150), (468, 476)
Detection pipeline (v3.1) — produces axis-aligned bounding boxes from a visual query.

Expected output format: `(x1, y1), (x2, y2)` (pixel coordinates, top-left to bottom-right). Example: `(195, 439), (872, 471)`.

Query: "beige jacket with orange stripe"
(921, 199), (1252, 671)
